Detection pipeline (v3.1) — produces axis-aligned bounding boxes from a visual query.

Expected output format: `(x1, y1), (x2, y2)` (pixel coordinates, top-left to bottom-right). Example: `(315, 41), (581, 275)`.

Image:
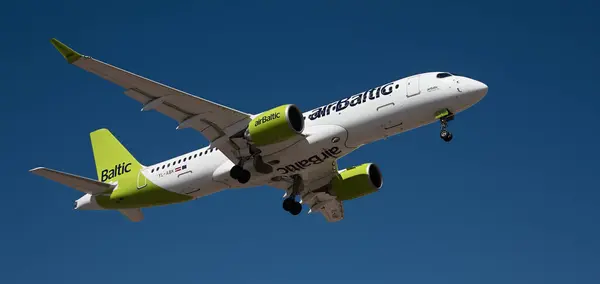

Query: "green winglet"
(50, 38), (82, 64)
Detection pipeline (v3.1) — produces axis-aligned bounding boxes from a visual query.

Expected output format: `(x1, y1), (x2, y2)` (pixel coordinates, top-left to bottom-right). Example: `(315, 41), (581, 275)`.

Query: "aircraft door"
(406, 75), (421, 97)
(137, 170), (147, 189)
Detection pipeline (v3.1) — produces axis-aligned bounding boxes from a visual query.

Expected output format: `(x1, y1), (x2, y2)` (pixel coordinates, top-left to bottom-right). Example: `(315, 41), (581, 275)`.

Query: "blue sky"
(1, 1), (599, 283)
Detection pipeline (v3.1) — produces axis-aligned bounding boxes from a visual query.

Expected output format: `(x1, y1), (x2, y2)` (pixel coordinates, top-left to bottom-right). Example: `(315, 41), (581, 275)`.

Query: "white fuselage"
(139, 72), (487, 199)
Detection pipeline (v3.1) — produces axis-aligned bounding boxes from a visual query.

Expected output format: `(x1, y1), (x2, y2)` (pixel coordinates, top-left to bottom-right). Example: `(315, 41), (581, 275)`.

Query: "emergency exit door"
(406, 75), (421, 97)
(137, 170), (147, 189)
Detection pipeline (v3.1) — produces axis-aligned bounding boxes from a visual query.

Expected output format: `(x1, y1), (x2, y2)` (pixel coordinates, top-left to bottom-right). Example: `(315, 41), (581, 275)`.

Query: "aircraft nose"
(473, 80), (488, 97)
(466, 78), (488, 102)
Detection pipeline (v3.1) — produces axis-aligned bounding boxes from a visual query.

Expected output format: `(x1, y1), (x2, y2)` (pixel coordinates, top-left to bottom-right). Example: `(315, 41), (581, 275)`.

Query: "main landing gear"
(230, 165), (251, 184)
(283, 197), (302, 215)
(282, 175), (303, 216)
(436, 109), (454, 142)
(229, 145), (273, 185)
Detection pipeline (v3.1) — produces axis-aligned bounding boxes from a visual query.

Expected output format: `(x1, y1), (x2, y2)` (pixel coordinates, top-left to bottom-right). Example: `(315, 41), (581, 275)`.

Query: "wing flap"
(30, 167), (115, 195)
(317, 199), (344, 222)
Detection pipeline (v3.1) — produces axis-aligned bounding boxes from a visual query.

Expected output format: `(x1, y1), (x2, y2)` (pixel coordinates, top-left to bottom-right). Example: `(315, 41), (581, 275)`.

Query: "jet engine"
(331, 163), (383, 201)
(245, 104), (304, 146)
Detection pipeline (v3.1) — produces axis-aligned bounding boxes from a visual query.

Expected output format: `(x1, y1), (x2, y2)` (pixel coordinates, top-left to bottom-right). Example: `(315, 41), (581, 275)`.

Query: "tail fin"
(90, 129), (142, 183)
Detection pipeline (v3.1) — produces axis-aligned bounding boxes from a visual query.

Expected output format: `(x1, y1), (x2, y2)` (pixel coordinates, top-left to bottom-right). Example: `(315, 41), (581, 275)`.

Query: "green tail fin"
(90, 129), (142, 183)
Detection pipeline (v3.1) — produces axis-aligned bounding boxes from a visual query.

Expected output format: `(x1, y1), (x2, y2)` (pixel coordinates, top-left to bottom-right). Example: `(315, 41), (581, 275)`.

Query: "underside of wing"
(49, 38), (252, 162)
(269, 160), (345, 222)
(315, 198), (344, 222)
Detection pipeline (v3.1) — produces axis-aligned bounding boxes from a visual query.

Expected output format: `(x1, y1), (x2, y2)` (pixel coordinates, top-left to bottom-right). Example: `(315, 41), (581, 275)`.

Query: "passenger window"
(162, 165), (165, 169)
(151, 169), (154, 173)
(194, 154), (198, 158)
(184, 158), (187, 162)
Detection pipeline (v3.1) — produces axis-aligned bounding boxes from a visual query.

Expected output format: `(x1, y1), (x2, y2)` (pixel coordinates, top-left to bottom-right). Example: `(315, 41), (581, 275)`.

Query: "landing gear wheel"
(282, 198), (295, 211)
(229, 165), (243, 179)
(282, 198), (302, 215)
(237, 170), (251, 184)
(230, 164), (251, 184)
(440, 130), (453, 142)
(289, 201), (302, 215)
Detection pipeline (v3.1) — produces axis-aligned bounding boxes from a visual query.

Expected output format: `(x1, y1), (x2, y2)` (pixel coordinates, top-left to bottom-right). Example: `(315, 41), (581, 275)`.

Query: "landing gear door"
(406, 75), (421, 97)
(377, 103), (404, 137)
(137, 170), (147, 189)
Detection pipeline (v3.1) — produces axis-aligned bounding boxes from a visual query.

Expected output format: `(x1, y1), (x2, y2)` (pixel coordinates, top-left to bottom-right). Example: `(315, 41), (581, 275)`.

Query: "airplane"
(30, 38), (488, 223)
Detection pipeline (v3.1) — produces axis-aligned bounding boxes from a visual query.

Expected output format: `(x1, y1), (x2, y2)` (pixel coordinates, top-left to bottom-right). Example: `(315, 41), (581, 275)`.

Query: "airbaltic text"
(101, 162), (132, 182)
(255, 112), (281, 126)
(308, 82), (397, 120)
(277, 146), (342, 174)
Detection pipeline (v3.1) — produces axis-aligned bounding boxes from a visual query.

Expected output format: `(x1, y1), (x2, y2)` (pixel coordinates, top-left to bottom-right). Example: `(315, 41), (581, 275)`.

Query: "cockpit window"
(436, 72), (453, 78)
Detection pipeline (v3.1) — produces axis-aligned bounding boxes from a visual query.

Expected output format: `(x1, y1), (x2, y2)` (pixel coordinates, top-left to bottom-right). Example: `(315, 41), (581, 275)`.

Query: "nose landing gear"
(440, 128), (453, 142)
(436, 109), (454, 142)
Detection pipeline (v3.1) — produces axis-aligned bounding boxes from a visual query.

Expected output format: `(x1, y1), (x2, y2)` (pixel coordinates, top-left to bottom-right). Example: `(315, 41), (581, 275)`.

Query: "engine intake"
(331, 163), (383, 201)
(246, 104), (304, 146)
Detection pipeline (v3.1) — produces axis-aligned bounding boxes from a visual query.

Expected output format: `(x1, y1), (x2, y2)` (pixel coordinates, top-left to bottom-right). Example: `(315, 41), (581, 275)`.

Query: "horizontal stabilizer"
(119, 209), (144, 222)
(30, 167), (115, 195)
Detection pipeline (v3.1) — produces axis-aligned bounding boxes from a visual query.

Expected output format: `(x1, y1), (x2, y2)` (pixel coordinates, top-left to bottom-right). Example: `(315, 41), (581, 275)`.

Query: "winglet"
(50, 38), (82, 64)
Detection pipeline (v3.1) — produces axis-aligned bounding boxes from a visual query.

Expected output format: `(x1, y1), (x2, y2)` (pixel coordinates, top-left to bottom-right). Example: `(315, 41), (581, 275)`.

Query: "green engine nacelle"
(331, 163), (383, 201)
(246, 104), (305, 146)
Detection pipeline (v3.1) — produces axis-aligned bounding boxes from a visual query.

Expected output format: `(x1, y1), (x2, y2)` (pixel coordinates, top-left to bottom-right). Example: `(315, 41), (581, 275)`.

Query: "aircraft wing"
(269, 160), (344, 223)
(50, 38), (252, 162)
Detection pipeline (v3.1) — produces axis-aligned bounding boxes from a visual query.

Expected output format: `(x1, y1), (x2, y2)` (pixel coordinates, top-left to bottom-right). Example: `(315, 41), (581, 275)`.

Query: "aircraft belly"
(182, 159), (231, 196)
(147, 158), (229, 196)
(263, 124), (353, 176)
